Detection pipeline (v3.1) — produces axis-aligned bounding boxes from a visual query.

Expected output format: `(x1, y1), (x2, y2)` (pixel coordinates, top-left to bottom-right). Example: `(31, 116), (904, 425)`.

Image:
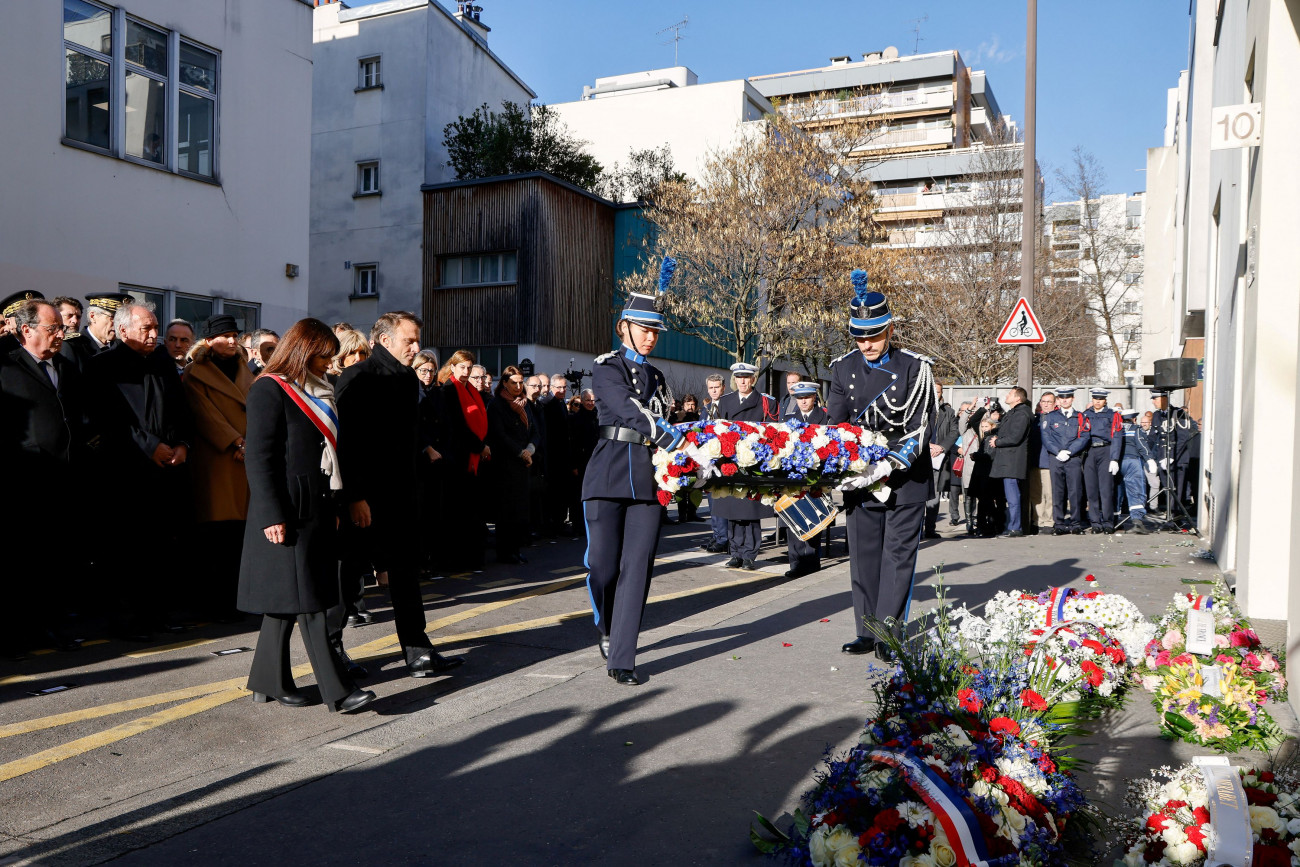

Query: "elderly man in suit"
(0, 299), (89, 654)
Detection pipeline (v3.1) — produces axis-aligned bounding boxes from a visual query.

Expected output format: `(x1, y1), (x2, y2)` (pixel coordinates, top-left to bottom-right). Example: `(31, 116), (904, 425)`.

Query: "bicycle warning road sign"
(997, 297), (1046, 344)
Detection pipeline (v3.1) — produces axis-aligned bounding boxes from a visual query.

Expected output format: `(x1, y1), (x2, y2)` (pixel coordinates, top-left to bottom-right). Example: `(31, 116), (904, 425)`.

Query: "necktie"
(39, 360), (57, 388)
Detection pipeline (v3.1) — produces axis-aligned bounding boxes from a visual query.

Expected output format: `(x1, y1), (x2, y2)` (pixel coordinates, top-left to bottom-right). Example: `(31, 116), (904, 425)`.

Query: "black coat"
(826, 347), (935, 507)
(441, 379), (489, 475)
(711, 389), (777, 521)
(0, 347), (87, 511)
(236, 377), (338, 614)
(87, 342), (193, 520)
(990, 402), (1033, 480)
(486, 395), (536, 524)
(571, 406), (598, 470)
(335, 343), (420, 513)
(542, 393), (572, 477)
(58, 331), (117, 373)
(783, 405), (829, 425)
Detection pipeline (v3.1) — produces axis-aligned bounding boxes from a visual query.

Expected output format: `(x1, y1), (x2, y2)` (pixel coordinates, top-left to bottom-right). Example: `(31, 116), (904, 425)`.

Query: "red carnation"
(685, 431), (699, 444)
(873, 808), (904, 834)
(1171, 653), (1195, 667)
(989, 717), (1021, 737)
(957, 688), (982, 713)
(720, 443), (736, 458)
(1192, 807), (1211, 825)
(1037, 755), (1056, 774)
(981, 766), (999, 782)
(1106, 647), (1127, 665)
(666, 465), (683, 477)
(656, 491), (672, 506)
(1185, 823), (1207, 850)
(1145, 813), (1171, 834)
(1085, 574), (1096, 582)
(720, 463), (738, 477)
(1260, 771), (1276, 783)
(1081, 639), (1106, 654)
(1246, 787), (1279, 807)
(1019, 689), (1048, 711)
(1080, 659), (1105, 687)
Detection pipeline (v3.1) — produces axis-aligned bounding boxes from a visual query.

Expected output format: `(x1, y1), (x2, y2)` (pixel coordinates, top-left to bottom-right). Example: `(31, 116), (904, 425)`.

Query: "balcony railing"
(777, 87), (955, 123)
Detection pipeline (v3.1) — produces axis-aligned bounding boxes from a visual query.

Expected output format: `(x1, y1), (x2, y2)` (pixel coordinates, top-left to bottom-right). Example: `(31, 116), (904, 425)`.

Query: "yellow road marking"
(82, 639), (109, 647)
(0, 675), (35, 686)
(0, 689), (248, 783)
(0, 569), (784, 777)
(123, 637), (218, 659)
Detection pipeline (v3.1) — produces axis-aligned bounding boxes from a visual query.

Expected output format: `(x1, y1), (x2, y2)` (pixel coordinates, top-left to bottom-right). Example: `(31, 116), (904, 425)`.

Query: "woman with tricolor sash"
(237, 318), (375, 714)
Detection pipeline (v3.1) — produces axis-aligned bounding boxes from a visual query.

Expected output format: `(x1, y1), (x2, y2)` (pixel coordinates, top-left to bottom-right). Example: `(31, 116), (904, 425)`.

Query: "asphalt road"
(0, 508), (1289, 865)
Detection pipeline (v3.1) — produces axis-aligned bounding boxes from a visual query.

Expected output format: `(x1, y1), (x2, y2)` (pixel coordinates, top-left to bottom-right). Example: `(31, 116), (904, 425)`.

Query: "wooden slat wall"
(422, 177), (614, 355)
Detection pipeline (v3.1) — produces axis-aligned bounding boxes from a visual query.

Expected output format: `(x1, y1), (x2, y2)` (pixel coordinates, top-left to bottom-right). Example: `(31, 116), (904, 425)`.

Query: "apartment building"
(1044, 193), (1146, 381)
(0, 0), (314, 331)
(309, 0), (534, 326)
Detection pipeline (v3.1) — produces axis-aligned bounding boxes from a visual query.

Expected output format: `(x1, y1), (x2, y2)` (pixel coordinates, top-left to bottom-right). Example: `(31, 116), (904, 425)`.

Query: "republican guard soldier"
(712, 361), (779, 570)
(1042, 386), (1089, 534)
(782, 380), (828, 577)
(1081, 387), (1121, 533)
(581, 258), (683, 686)
(826, 271), (936, 656)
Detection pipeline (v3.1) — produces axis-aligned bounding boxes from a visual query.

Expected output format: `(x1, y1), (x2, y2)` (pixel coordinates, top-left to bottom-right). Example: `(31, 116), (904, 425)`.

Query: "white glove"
(1108, 460), (1119, 475)
(1056, 450), (1070, 462)
(1147, 459), (1158, 474)
(837, 460), (894, 492)
(1160, 458), (1169, 470)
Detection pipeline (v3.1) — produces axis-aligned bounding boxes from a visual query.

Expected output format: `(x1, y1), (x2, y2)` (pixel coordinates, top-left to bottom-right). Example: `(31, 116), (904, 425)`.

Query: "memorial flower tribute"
(1137, 581), (1287, 752)
(651, 418), (891, 506)
(958, 586), (1157, 663)
(1119, 762), (1300, 867)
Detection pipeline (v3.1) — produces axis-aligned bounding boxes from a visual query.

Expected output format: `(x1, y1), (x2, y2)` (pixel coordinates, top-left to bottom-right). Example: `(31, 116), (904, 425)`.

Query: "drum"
(773, 493), (839, 542)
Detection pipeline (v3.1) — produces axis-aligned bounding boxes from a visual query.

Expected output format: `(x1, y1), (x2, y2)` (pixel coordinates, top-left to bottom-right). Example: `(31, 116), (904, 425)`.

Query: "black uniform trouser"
(786, 530), (821, 575)
(846, 501), (925, 640)
(1049, 456), (1085, 530)
(1083, 449), (1116, 530)
(247, 611), (354, 706)
(948, 483), (963, 521)
(583, 498), (663, 671)
(728, 520), (761, 562)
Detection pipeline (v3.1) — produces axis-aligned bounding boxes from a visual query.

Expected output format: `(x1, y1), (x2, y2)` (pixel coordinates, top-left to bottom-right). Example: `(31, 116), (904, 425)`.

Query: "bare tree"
(621, 112), (880, 372)
(886, 133), (1097, 383)
(1054, 147), (1144, 379)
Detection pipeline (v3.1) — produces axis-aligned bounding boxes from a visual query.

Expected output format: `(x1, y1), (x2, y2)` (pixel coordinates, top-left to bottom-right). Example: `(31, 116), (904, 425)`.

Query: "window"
(353, 264), (378, 298)
(1126, 327), (1141, 343)
(62, 1), (220, 180)
(1122, 301), (1139, 314)
(1125, 244), (1142, 259)
(1123, 272), (1142, 285)
(356, 161), (380, 195)
(120, 285), (257, 328)
(440, 252), (518, 287)
(358, 56), (382, 90)
(1126, 215), (1142, 229)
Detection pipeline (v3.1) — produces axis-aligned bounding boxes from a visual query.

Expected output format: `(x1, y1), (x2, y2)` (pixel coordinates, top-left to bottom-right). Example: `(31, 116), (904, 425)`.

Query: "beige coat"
(183, 343), (254, 522)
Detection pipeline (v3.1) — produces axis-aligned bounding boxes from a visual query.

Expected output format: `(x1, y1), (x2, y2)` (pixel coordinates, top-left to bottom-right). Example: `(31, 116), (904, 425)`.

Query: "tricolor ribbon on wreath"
(867, 749), (993, 867)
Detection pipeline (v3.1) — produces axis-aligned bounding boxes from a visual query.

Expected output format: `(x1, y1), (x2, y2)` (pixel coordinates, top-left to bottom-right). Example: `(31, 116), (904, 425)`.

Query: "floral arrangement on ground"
(1119, 762), (1300, 866)
(1137, 579), (1287, 753)
(652, 419), (890, 505)
(752, 585), (1101, 866)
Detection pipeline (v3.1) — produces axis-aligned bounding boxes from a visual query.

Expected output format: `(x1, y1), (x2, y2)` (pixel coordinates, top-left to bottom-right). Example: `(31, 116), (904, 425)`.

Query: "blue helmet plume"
(850, 269), (869, 305)
(657, 256), (677, 295)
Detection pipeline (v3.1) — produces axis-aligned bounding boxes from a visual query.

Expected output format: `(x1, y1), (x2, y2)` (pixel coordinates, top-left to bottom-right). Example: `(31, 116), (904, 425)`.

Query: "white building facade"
(1142, 0), (1300, 716)
(1045, 193), (1147, 382)
(309, 0), (534, 326)
(547, 67), (771, 196)
(0, 0), (313, 332)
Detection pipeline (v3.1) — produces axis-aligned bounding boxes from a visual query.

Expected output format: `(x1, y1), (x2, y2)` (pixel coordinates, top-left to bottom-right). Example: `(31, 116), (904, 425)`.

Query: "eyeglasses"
(468, 375), (485, 382)
(26, 323), (62, 335)
(416, 367), (434, 374)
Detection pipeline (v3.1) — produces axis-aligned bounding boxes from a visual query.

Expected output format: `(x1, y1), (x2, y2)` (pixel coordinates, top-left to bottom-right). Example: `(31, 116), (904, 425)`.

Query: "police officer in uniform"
(1041, 386), (1088, 534)
(582, 260), (683, 686)
(712, 362), (779, 570)
(1081, 387), (1121, 533)
(1151, 387), (1198, 525)
(61, 291), (130, 372)
(782, 380), (828, 577)
(826, 271), (936, 655)
(0, 291), (45, 355)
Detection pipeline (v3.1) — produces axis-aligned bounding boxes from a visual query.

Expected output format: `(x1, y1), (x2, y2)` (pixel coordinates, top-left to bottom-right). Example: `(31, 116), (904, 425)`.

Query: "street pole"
(1018, 0), (1037, 392)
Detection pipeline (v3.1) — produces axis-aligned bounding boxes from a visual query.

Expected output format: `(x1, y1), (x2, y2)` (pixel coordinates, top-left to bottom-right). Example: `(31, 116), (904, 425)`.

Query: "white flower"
(808, 825), (833, 867)
(824, 826), (860, 867)
(1160, 825), (1187, 847)
(1251, 805), (1286, 834)
(898, 801), (933, 828)
(811, 432), (830, 449)
(734, 441), (758, 468)
(1286, 817), (1300, 836)
(898, 855), (936, 867)
(928, 837), (957, 867)
(700, 438), (722, 460)
(1165, 840), (1199, 864)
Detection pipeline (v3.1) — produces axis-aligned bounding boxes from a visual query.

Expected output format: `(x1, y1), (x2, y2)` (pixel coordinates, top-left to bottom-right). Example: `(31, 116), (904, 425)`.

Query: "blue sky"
(360, 0), (1191, 197)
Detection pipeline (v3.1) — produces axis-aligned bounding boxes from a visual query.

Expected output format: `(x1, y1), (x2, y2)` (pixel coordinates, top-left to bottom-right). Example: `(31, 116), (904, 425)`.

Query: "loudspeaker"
(1154, 358), (1198, 390)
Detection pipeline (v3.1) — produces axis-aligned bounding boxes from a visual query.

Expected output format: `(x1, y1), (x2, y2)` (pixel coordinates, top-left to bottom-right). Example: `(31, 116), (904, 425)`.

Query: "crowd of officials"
(0, 287), (1203, 706)
(0, 290), (605, 711)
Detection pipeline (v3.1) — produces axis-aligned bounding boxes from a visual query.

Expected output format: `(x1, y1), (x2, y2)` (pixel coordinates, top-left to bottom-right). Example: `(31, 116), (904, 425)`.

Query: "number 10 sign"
(1210, 103), (1262, 150)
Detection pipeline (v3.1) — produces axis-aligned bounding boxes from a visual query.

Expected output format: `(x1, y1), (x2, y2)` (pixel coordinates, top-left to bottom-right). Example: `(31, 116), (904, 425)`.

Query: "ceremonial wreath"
(651, 418), (892, 507)
(1119, 762), (1300, 866)
(1136, 581), (1287, 753)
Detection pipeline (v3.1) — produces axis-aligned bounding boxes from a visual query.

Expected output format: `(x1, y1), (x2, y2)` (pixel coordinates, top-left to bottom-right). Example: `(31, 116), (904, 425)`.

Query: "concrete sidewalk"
(11, 522), (1292, 865)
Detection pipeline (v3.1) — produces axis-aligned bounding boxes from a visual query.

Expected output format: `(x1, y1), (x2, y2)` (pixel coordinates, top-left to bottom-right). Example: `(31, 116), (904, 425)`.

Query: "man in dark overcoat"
(990, 386), (1033, 537)
(88, 300), (194, 637)
(923, 381), (959, 538)
(0, 299), (89, 654)
(336, 311), (463, 678)
(543, 374), (575, 534)
(826, 274), (937, 656)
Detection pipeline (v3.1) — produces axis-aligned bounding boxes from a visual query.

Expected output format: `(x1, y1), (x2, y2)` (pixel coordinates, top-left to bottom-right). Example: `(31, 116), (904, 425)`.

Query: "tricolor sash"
(1044, 587), (1077, 627)
(867, 749), (991, 867)
(270, 375), (338, 448)
(1190, 595), (1213, 611)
